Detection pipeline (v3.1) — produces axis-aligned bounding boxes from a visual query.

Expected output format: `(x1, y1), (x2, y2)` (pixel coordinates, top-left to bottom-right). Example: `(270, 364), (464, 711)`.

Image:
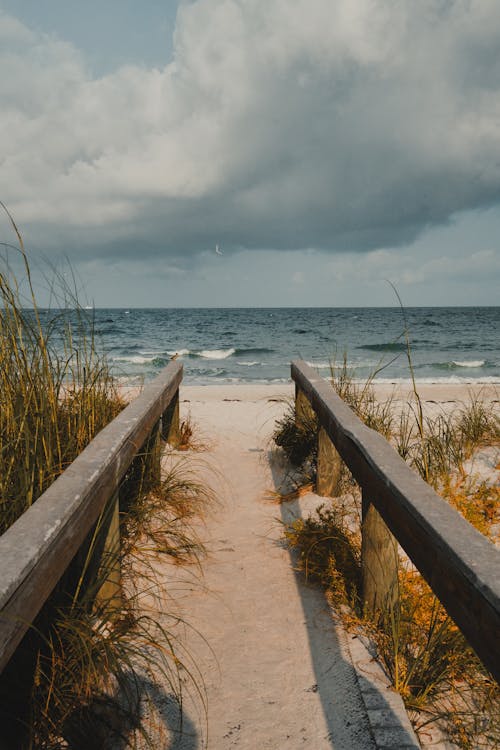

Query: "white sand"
(119, 379), (499, 413)
(371, 381), (499, 409)
(156, 388), (376, 749)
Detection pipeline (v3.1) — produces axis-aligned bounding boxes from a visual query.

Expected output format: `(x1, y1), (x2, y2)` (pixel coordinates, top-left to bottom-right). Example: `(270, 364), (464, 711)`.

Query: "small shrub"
(177, 414), (208, 452)
(284, 504), (362, 612)
(441, 480), (500, 541)
(273, 400), (318, 474)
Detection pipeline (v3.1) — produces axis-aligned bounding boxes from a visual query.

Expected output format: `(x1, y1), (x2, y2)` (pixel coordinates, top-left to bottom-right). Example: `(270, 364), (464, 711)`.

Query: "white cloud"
(326, 245), (500, 289)
(1, 1), (500, 262)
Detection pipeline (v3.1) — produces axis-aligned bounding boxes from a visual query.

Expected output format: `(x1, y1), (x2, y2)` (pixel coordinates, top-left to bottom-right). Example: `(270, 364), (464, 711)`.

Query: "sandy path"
(141, 380), (500, 748)
(158, 386), (377, 749)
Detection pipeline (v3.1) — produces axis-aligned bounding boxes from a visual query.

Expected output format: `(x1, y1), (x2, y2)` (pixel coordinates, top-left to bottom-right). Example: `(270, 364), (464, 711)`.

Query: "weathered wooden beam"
(291, 360), (500, 682)
(0, 360), (183, 674)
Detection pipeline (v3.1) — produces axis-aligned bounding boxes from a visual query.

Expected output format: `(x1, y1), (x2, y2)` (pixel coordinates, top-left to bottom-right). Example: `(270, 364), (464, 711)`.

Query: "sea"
(68, 307), (500, 386)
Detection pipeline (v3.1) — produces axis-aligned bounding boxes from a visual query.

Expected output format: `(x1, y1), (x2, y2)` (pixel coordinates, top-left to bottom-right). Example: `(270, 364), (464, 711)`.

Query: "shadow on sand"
(268, 447), (417, 749)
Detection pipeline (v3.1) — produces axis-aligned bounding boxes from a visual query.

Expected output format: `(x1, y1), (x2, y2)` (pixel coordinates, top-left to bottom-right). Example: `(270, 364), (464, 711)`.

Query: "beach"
(155, 383), (383, 748)
(178, 380), (500, 443)
(4, 0), (500, 740)
(181, 380), (499, 406)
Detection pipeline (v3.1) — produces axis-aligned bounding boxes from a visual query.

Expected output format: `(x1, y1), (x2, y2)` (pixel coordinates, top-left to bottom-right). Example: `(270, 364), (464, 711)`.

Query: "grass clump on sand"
(0, 209), (211, 748)
(274, 356), (499, 748)
(273, 400), (318, 485)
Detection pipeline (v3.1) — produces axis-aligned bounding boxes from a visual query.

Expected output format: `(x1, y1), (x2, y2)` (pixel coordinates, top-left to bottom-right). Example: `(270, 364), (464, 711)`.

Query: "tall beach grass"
(0, 205), (124, 534)
(0, 208), (211, 747)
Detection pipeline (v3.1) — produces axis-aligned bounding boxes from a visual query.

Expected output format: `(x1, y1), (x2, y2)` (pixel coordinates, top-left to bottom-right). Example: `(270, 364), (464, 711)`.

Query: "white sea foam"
(306, 360), (378, 370)
(305, 361), (331, 369)
(198, 348), (236, 359)
(167, 348), (191, 357)
(113, 355), (155, 364)
(238, 361), (260, 367)
(452, 360), (485, 368)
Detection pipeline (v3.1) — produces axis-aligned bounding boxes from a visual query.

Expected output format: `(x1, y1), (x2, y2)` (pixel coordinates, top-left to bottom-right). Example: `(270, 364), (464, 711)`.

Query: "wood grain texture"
(162, 389), (180, 447)
(295, 384), (315, 427)
(361, 489), (398, 615)
(94, 491), (122, 613)
(317, 426), (342, 497)
(291, 360), (500, 682)
(0, 361), (183, 674)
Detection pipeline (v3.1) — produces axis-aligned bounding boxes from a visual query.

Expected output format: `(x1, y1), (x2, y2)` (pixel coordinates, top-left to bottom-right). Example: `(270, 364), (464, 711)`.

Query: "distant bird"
(170, 352), (179, 360)
(215, 244), (223, 256)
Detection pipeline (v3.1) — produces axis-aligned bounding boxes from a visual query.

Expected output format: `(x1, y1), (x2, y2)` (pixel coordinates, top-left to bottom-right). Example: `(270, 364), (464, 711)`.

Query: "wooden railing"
(292, 360), (500, 683)
(0, 360), (183, 675)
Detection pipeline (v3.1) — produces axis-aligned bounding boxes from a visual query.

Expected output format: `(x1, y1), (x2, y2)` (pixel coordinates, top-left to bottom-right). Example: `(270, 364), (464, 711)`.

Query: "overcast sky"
(1, 0), (499, 307)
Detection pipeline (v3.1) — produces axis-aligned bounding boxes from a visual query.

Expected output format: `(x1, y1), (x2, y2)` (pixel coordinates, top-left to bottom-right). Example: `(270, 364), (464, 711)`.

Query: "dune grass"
(0, 212), (125, 534)
(0, 210), (212, 748)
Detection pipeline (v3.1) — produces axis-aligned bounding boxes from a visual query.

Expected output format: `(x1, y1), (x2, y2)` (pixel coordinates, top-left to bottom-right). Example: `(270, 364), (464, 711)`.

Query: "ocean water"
(63, 307), (500, 386)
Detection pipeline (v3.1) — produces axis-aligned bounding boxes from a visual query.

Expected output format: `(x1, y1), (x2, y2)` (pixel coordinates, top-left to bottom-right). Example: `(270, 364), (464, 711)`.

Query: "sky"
(1, 0), (500, 307)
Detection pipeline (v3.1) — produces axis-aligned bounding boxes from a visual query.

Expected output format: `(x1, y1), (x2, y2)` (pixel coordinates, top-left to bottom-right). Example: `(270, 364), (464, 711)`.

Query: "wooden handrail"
(291, 360), (500, 682)
(0, 360), (183, 674)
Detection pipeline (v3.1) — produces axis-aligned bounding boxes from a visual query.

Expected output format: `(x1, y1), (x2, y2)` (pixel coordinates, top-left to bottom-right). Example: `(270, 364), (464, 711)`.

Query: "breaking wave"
(452, 360), (485, 368)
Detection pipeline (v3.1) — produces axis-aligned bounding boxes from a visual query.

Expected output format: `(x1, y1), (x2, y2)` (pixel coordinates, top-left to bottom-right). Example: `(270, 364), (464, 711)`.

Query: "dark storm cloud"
(2, 1), (500, 262)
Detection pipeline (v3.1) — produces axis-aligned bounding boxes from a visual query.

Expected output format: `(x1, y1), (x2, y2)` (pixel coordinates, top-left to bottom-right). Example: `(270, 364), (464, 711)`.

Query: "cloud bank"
(2, 0), (500, 261)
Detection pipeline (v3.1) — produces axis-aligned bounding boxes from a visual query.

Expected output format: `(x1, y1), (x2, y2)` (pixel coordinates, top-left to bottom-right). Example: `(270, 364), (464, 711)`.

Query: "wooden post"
(94, 491), (122, 613)
(361, 488), (399, 618)
(147, 419), (162, 486)
(162, 388), (180, 447)
(295, 384), (315, 428)
(317, 426), (342, 497)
